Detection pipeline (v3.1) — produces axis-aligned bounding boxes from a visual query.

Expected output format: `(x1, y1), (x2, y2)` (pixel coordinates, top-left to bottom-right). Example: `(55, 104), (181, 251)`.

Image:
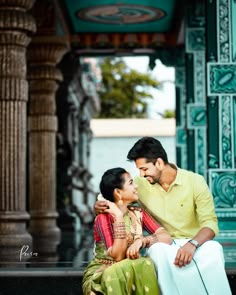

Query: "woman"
(82, 167), (172, 295)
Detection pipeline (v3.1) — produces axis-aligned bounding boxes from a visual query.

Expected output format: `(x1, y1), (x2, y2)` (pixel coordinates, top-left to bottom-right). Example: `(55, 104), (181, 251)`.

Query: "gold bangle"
(145, 235), (158, 247)
(113, 232), (126, 239)
(134, 236), (147, 248)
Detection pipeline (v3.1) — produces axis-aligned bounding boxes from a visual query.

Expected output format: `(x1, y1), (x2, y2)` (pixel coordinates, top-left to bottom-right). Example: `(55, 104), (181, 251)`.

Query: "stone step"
(0, 229), (234, 294)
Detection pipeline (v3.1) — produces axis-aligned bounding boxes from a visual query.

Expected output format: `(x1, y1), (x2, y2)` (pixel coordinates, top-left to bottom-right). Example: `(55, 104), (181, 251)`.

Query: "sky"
(123, 56), (175, 118)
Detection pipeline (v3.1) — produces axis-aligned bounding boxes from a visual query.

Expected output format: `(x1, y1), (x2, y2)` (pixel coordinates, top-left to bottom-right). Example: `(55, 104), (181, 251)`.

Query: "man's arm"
(174, 227), (215, 267)
(174, 174), (218, 267)
(94, 200), (108, 215)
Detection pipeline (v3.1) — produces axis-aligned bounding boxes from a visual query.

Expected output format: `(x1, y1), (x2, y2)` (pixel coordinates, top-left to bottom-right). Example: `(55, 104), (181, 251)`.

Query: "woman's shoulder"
(95, 213), (113, 223)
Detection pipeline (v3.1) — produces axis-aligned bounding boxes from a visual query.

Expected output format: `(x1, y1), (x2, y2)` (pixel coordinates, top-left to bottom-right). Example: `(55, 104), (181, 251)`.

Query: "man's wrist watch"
(188, 239), (200, 248)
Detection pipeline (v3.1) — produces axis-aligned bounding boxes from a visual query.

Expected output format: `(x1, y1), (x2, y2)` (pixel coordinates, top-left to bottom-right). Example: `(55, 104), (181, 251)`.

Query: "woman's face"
(120, 172), (138, 203)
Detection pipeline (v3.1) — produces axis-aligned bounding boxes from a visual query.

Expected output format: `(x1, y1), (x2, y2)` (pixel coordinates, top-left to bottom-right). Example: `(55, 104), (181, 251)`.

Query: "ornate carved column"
(206, 0), (236, 245)
(185, 1), (207, 178)
(27, 36), (68, 260)
(175, 51), (187, 170)
(0, 0), (36, 262)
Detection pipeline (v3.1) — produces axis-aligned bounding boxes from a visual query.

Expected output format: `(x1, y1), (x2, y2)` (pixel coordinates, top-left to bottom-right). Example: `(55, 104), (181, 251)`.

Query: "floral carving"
(221, 96), (232, 168)
(212, 171), (236, 208)
(219, 0), (230, 62)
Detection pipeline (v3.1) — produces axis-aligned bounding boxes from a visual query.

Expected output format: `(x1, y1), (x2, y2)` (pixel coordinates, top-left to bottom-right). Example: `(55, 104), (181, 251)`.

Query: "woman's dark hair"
(99, 167), (127, 202)
(127, 137), (168, 163)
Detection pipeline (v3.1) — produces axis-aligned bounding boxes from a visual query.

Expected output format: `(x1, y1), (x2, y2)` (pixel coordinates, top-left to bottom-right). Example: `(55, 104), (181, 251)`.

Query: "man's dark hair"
(127, 137), (168, 163)
(99, 167), (127, 201)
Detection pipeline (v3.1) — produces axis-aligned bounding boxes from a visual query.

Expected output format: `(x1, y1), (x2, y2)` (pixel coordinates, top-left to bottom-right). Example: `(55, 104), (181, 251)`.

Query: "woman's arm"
(126, 208), (172, 259)
(142, 209), (172, 245)
(97, 202), (128, 261)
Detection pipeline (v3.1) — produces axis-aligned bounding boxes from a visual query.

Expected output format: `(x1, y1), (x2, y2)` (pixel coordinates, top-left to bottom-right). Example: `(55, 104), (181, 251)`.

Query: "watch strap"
(188, 239), (200, 248)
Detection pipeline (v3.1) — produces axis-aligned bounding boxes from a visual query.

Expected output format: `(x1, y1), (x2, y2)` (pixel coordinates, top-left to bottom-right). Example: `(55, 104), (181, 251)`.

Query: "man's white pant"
(147, 239), (232, 295)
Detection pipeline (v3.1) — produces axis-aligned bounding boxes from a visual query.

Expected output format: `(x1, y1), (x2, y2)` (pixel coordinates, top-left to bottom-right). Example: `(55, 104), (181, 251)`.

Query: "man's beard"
(145, 175), (160, 185)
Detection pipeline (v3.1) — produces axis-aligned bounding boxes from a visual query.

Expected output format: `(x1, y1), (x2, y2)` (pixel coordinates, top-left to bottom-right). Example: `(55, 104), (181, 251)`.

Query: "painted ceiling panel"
(61, 0), (177, 33)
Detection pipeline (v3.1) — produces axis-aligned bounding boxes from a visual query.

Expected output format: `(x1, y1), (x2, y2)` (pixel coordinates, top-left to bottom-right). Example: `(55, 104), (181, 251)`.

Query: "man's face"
(135, 158), (161, 184)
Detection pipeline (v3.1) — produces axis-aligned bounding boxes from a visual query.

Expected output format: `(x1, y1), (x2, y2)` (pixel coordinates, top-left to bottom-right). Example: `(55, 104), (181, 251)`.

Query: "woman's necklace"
(125, 210), (142, 246)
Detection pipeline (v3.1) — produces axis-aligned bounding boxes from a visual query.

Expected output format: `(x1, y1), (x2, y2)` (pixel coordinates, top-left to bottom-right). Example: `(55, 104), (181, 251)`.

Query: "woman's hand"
(126, 238), (142, 259)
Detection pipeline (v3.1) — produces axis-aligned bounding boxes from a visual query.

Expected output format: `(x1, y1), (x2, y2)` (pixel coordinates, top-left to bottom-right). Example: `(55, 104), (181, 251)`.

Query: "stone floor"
(0, 228), (235, 294)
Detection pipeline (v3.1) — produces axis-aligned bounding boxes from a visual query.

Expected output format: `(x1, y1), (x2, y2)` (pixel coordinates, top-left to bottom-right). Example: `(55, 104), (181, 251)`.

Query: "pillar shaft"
(0, 0), (36, 261)
(27, 37), (68, 258)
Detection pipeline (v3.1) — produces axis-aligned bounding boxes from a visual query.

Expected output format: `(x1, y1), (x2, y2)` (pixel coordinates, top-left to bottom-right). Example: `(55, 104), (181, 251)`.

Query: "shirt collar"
(170, 163), (182, 186)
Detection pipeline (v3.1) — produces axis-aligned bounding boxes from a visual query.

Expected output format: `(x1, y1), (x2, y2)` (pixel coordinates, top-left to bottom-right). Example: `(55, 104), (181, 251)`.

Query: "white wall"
(90, 135), (176, 194)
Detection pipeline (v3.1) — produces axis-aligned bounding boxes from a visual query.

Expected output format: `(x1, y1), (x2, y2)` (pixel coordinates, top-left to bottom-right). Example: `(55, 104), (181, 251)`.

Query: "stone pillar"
(27, 36), (68, 260)
(0, 0), (36, 262)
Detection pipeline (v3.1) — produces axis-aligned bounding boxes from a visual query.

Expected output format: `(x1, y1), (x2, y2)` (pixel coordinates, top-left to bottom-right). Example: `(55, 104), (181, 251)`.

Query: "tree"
(163, 109), (175, 118)
(96, 57), (161, 118)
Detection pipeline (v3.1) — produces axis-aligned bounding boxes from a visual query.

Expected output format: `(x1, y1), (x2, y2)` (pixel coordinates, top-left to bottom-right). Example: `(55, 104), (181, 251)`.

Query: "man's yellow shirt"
(134, 166), (219, 239)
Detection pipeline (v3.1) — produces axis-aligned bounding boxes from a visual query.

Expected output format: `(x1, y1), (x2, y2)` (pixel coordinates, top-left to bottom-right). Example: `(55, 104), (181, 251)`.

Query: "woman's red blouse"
(94, 208), (162, 249)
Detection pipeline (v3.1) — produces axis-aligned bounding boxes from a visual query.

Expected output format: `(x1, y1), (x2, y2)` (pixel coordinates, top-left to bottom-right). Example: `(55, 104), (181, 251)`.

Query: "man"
(95, 137), (231, 294)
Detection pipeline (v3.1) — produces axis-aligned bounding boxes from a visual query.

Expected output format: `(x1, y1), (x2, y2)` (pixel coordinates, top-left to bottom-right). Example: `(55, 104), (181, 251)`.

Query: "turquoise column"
(206, 0), (236, 243)
(175, 51), (188, 169)
(185, 2), (207, 178)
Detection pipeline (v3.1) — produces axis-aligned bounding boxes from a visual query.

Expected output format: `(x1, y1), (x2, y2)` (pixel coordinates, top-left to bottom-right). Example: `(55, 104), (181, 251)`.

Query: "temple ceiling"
(56, 0), (185, 55)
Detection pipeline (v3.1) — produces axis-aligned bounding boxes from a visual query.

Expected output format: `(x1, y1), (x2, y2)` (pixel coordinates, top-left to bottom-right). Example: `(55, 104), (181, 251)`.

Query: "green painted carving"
(234, 96), (236, 167)
(187, 104), (206, 128)
(186, 28), (205, 52)
(175, 63), (187, 171)
(221, 96), (233, 168)
(196, 128), (206, 177)
(208, 64), (236, 94)
(176, 128), (187, 145)
(210, 171), (236, 208)
(194, 52), (205, 102)
(176, 128), (188, 168)
(232, 0), (236, 61)
(206, 0), (217, 62)
(208, 154), (219, 168)
(175, 67), (185, 86)
(186, 53), (194, 103)
(186, 2), (205, 28)
(187, 129), (195, 172)
(176, 145), (187, 170)
(175, 66), (186, 127)
(207, 97), (219, 168)
(218, 0), (230, 62)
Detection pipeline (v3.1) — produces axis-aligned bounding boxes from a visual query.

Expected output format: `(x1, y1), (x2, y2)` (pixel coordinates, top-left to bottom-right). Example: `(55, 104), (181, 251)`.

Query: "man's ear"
(155, 158), (165, 169)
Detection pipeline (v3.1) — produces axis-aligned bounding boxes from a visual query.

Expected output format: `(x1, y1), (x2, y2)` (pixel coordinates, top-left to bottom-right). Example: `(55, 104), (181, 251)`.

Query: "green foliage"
(97, 57), (161, 118)
(163, 109), (175, 118)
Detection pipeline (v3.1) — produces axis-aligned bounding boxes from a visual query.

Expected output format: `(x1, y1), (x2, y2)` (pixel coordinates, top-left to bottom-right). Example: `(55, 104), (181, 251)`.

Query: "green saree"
(82, 210), (160, 294)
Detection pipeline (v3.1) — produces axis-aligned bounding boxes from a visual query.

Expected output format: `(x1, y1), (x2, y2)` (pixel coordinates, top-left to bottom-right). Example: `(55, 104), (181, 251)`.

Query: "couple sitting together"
(82, 137), (231, 295)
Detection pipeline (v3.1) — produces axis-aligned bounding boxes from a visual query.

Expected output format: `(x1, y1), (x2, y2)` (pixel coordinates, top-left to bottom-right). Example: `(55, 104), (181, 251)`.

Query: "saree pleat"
(82, 210), (160, 294)
(83, 256), (160, 294)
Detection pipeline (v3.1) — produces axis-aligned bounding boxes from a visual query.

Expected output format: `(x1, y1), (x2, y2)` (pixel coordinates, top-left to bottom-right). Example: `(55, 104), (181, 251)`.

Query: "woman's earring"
(118, 198), (123, 206)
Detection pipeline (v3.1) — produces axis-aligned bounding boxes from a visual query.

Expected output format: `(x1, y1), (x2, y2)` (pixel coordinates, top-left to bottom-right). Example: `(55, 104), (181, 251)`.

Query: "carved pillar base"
(0, 213), (32, 266)
(29, 212), (60, 263)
